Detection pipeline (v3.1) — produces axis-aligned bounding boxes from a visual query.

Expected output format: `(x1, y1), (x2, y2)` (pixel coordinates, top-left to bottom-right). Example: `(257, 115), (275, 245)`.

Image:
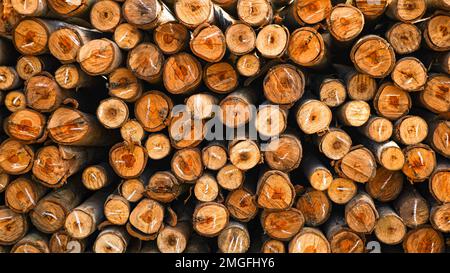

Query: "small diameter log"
(393, 115), (428, 145)
(4, 108), (46, 143)
(255, 104), (288, 138)
(261, 208), (305, 241)
(374, 82), (412, 120)
(109, 68), (143, 103)
(47, 0), (95, 17)
(403, 226), (445, 253)
(261, 239), (285, 253)
(316, 128), (352, 160)
(114, 23), (144, 51)
(104, 194), (130, 225)
(335, 146), (377, 183)
(255, 24), (289, 59)
(168, 108), (205, 149)
(16, 55), (54, 81)
(0, 206), (28, 246)
(145, 133), (171, 160)
(418, 74), (450, 114)
(163, 52), (202, 95)
(96, 97), (129, 129)
(427, 119), (449, 158)
(350, 35), (396, 78)
(229, 138), (261, 171)
(263, 64), (306, 106)
(47, 107), (115, 146)
(109, 142), (148, 179)
(217, 164), (244, 190)
(32, 145), (90, 188)
(194, 173), (219, 202)
(296, 99), (332, 134)
(394, 186), (429, 228)
(386, 0), (426, 22)
(345, 192), (379, 234)
(65, 189), (112, 239)
(300, 152), (333, 191)
(171, 148), (203, 183)
(237, 0), (273, 27)
(190, 24), (226, 63)
(174, 0), (214, 29)
(391, 57), (427, 92)
(30, 181), (87, 233)
(94, 226), (130, 253)
(288, 27), (328, 68)
(202, 142), (227, 171)
(153, 22), (188, 55)
(296, 188), (332, 226)
(359, 116), (393, 143)
(359, 138), (405, 171)
(288, 228), (330, 253)
(217, 222), (250, 253)
(257, 170), (295, 211)
(121, 120), (145, 145)
(82, 163), (115, 191)
(353, 0), (387, 20)
(423, 14), (450, 52)
(430, 203), (450, 233)
(236, 53), (261, 77)
(386, 23), (421, 55)
(24, 72), (67, 113)
(374, 206), (407, 245)
(49, 231), (85, 253)
(220, 88), (256, 128)
(317, 78), (346, 107)
(327, 4), (364, 43)
(402, 144), (436, 183)
(225, 23), (256, 56)
(335, 65), (377, 101)
(203, 62), (239, 94)
(145, 171), (182, 203)
(55, 64), (92, 90)
(77, 38), (122, 76)
(90, 0), (122, 32)
(118, 178), (145, 203)
(4, 90), (26, 112)
(193, 202), (229, 237)
(11, 231), (49, 253)
(264, 133), (302, 172)
(324, 214), (365, 253)
(225, 187), (258, 222)
(366, 167), (403, 202)
(327, 178), (357, 205)
(123, 0), (175, 30)
(127, 43), (164, 83)
(0, 138), (34, 175)
(429, 159), (450, 203)
(0, 66), (21, 91)
(13, 18), (62, 55)
(157, 221), (191, 253)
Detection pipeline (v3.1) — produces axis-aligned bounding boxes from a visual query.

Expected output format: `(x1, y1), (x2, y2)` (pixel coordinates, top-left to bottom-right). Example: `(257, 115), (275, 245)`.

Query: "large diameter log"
(194, 173), (219, 202)
(90, 0), (122, 33)
(403, 226), (445, 253)
(236, 0), (272, 27)
(263, 64), (305, 107)
(0, 66), (21, 91)
(174, 0), (215, 30)
(350, 35), (396, 78)
(11, 231), (49, 253)
(394, 186), (429, 228)
(296, 99), (332, 134)
(391, 57), (427, 92)
(0, 206), (28, 245)
(47, 107), (116, 146)
(327, 178), (357, 205)
(217, 222), (250, 253)
(65, 188), (112, 239)
(374, 206), (406, 245)
(335, 146), (377, 183)
(345, 192), (379, 234)
(47, 0), (95, 17)
(24, 72), (68, 113)
(217, 164), (244, 191)
(157, 221), (191, 253)
(264, 132), (302, 172)
(296, 188), (332, 226)
(203, 62), (239, 94)
(225, 187), (258, 222)
(256, 170), (295, 211)
(109, 142), (148, 179)
(171, 148), (203, 183)
(422, 14), (450, 52)
(225, 23), (256, 56)
(288, 227), (330, 253)
(153, 22), (188, 55)
(261, 208), (304, 242)
(5, 176), (47, 213)
(193, 202), (229, 237)
(104, 194), (130, 225)
(77, 38), (122, 76)
(402, 144), (436, 183)
(190, 24), (226, 62)
(49, 231), (86, 253)
(0, 138), (34, 175)
(30, 180), (88, 233)
(326, 4), (364, 43)
(324, 214), (365, 253)
(145, 171), (182, 203)
(163, 52), (202, 95)
(417, 74), (450, 114)
(3, 108), (46, 143)
(366, 167), (403, 202)
(386, 0), (426, 22)
(429, 159), (450, 203)
(386, 23), (421, 55)
(127, 43), (164, 83)
(145, 133), (171, 160)
(288, 27), (328, 68)
(393, 115), (428, 145)
(374, 82), (412, 120)
(94, 226), (130, 253)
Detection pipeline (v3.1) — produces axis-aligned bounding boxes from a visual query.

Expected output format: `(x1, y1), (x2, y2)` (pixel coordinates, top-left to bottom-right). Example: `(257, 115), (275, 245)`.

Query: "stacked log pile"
(0, 0), (449, 253)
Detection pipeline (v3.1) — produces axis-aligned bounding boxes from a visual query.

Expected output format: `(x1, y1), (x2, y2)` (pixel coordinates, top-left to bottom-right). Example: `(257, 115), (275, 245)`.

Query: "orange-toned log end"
(402, 145), (436, 183)
(261, 208), (305, 241)
(257, 170), (295, 211)
(170, 148), (203, 183)
(288, 228), (330, 253)
(296, 189), (331, 226)
(129, 198), (165, 236)
(127, 43), (164, 83)
(366, 167), (403, 202)
(163, 52), (202, 95)
(225, 188), (258, 222)
(134, 90), (173, 132)
(109, 142), (148, 179)
(4, 108), (46, 143)
(190, 24), (226, 63)
(193, 202), (229, 237)
(0, 138), (34, 175)
(154, 22), (188, 55)
(403, 227), (445, 253)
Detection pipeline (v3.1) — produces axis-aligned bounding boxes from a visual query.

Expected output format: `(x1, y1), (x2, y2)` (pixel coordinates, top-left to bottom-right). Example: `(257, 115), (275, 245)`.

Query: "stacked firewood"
(0, 0), (448, 253)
